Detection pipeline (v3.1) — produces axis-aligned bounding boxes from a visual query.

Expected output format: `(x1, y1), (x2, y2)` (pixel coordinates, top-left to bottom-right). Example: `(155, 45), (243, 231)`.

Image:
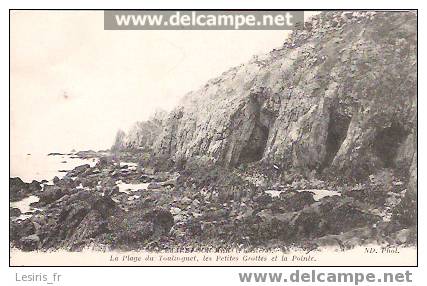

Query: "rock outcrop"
(115, 12), (417, 187)
(112, 110), (167, 151)
(10, 178), (41, 201)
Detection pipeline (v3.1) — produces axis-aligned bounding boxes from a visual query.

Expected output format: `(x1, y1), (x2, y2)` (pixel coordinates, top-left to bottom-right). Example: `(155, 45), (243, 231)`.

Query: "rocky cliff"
(112, 110), (167, 151)
(118, 11), (417, 186)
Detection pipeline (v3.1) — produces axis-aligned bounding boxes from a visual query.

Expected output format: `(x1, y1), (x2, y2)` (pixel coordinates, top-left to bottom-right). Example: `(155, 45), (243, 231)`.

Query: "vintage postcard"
(10, 10), (417, 266)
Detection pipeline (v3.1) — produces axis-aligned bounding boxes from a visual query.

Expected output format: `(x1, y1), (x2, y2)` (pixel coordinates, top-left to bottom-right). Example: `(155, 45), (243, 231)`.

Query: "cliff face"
(120, 12), (417, 185)
(113, 110), (167, 151)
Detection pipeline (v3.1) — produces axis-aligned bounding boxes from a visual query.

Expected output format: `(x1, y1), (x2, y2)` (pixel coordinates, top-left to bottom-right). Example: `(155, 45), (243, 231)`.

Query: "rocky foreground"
(10, 150), (416, 252)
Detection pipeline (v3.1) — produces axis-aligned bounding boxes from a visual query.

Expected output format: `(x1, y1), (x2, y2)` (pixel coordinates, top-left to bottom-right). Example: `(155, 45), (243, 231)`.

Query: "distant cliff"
(112, 110), (167, 151)
(114, 12), (417, 188)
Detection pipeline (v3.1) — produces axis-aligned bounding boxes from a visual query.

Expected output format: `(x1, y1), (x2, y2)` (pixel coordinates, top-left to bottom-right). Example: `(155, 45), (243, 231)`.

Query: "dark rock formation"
(37, 186), (67, 206)
(115, 12), (417, 188)
(66, 164), (91, 177)
(20, 234), (40, 251)
(10, 158), (177, 251)
(10, 178), (41, 201)
(10, 207), (22, 218)
(10, 218), (35, 245)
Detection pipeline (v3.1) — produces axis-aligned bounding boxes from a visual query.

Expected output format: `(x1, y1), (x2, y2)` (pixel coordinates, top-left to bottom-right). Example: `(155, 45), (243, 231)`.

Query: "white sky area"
(11, 11), (319, 155)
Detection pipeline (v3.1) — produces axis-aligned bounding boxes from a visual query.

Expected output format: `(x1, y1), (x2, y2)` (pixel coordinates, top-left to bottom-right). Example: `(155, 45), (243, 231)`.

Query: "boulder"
(67, 164), (91, 177)
(10, 218), (35, 242)
(29, 180), (42, 192)
(161, 178), (177, 188)
(292, 198), (381, 238)
(147, 182), (162, 190)
(116, 208), (174, 246)
(391, 227), (416, 245)
(37, 190), (119, 249)
(20, 234), (40, 251)
(53, 176), (60, 184)
(10, 207), (21, 217)
(38, 186), (67, 205)
(282, 191), (316, 211)
(10, 177), (41, 201)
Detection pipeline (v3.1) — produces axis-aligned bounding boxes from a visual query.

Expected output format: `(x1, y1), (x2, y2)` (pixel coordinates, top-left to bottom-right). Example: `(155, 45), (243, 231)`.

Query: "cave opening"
(237, 122), (269, 165)
(321, 110), (351, 170)
(373, 122), (408, 168)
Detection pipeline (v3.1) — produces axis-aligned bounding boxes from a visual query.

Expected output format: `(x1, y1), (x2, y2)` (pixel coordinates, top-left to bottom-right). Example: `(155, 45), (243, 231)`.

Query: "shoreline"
(10, 149), (417, 261)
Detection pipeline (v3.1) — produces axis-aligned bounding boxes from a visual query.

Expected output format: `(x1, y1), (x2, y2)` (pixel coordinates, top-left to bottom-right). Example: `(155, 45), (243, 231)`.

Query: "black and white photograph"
(9, 9), (417, 267)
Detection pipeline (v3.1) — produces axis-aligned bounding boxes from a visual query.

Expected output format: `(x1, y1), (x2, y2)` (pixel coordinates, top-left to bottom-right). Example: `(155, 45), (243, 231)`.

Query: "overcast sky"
(11, 11), (318, 155)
